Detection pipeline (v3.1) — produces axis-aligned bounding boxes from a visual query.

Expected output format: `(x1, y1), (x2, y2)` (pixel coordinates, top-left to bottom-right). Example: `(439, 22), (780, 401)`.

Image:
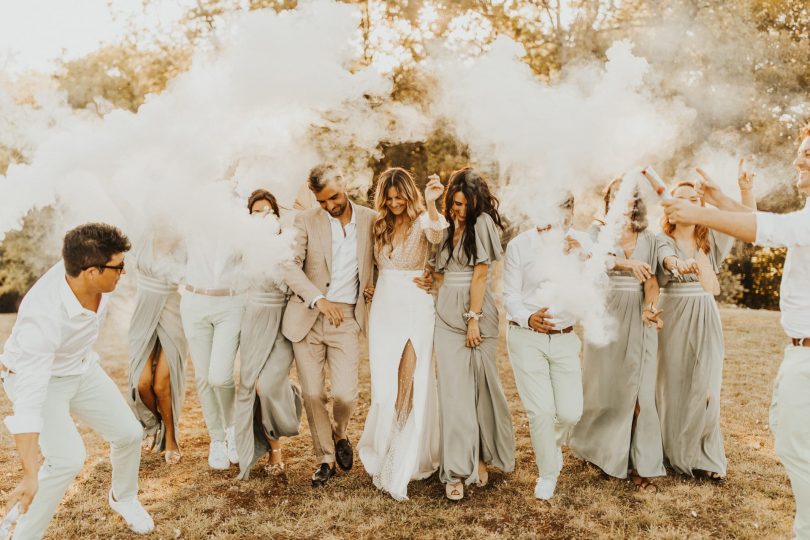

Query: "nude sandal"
(445, 481), (463, 501)
(265, 448), (286, 476)
(164, 450), (182, 465)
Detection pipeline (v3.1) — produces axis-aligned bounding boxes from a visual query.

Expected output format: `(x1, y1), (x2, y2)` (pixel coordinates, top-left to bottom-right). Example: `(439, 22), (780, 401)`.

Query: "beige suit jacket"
(282, 203), (376, 343)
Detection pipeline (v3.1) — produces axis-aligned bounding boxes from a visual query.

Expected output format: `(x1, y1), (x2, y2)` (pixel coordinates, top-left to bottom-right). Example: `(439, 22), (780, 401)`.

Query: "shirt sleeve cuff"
(310, 294), (325, 309)
(4, 414), (43, 435)
(754, 212), (775, 246)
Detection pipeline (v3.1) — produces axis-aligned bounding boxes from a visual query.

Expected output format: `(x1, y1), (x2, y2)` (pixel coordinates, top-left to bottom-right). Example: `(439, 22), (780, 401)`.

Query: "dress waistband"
(248, 291), (287, 307)
(137, 275), (178, 294)
(609, 275), (643, 292)
(379, 269), (423, 278)
(660, 282), (709, 297)
(443, 271), (474, 287)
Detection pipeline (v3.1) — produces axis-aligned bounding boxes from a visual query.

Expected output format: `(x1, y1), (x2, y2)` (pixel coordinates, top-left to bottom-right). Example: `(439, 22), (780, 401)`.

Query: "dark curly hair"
(63, 223), (131, 277)
(441, 167), (504, 266)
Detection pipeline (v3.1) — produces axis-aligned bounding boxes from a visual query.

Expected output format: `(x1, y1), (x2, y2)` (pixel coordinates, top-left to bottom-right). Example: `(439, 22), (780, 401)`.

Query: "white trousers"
(180, 292), (245, 441)
(507, 327), (583, 480)
(3, 361), (143, 540)
(770, 345), (810, 540)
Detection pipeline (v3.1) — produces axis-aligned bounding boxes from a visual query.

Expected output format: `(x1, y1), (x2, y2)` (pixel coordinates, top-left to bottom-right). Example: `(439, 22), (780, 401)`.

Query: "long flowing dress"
(235, 282), (303, 480)
(432, 212), (516, 486)
(128, 239), (188, 453)
(655, 230), (734, 476)
(358, 212), (445, 500)
(569, 228), (666, 479)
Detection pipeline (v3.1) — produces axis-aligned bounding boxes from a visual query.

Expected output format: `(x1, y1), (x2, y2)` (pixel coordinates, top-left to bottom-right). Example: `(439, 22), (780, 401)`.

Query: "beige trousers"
(770, 345), (810, 540)
(507, 326), (583, 480)
(292, 304), (360, 465)
(3, 361), (144, 540)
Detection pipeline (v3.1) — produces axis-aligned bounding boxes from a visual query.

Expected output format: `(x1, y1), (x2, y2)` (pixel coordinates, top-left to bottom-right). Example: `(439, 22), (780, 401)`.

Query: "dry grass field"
(0, 307), (796, 539)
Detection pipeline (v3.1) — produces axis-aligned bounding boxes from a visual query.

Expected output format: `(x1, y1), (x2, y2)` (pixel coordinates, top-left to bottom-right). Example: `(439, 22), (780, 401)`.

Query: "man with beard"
(282, 163), (376, 487)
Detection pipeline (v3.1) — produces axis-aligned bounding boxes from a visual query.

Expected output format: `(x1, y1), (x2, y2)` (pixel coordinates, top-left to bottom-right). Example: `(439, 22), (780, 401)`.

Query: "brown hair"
(62, 223), (131, 277)
(604, 177), (648, 233)
(801, 122), (810, 139)
(308, 163), (343, 192)
(661, 181), (710, 254)
(372, 167), (424, 252)
(247, 189), (280, 217)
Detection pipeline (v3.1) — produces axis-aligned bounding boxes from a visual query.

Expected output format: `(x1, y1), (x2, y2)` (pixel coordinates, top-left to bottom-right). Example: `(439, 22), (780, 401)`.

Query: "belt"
(185, 285), (237, 297)
(792, 338), (810, 347)
(509, 320), (574, 335)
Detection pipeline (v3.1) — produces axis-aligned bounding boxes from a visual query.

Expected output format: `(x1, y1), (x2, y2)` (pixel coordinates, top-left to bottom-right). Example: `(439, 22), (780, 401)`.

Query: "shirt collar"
(60, 273), (108, 318)
(326, 201), (357, 226)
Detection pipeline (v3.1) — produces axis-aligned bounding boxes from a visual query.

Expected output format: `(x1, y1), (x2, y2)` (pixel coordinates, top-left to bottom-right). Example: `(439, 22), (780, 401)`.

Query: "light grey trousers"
(4, 361), (143, 540)
(770, 345), (810, 540)
(507, 326), (583, 480)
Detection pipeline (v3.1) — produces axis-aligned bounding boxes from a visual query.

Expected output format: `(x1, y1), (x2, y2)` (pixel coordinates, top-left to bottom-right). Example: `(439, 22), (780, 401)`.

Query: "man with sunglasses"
(0, 223), (154, 538)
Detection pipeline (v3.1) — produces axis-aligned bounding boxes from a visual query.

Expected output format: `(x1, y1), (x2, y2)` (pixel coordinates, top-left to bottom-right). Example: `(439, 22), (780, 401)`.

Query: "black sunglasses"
(83, 262), (125, 273)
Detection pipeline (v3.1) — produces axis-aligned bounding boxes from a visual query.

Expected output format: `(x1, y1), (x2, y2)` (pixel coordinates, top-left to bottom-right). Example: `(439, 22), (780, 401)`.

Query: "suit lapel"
(357, 207), (371, 281)
(318, 210), (332, 274)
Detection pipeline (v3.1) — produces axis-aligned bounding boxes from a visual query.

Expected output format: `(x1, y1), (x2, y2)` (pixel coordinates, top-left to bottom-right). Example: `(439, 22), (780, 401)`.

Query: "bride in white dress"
(358, 167), (446, 500)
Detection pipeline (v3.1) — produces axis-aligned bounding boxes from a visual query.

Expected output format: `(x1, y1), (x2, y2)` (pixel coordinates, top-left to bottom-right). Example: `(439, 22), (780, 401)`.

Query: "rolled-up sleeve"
(3, 314), (59, 434)
(755, 210), (810, 248)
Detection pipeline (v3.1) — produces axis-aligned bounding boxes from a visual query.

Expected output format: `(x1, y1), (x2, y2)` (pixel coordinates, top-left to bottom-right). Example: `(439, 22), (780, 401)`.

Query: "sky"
(0, 0), (188, 75)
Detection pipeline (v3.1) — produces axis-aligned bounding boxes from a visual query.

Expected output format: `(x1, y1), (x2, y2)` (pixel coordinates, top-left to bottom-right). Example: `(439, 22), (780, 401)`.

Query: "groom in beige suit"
(282, 163), (376, 487)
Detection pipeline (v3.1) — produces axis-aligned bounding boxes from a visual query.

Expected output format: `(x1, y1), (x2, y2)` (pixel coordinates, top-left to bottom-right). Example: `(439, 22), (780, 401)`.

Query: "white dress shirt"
(311, 202), (360, 306)
(184, 231), (241, 291)
(755, 200), (810, 338)
(1, 261), (110, 434)
(503, 227), (593, 330)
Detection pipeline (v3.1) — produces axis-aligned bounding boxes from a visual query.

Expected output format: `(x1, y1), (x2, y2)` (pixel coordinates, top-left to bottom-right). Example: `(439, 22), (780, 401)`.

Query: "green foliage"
(56, 43), (191, 113)
(0, 207), (61, 312)
(723, 241), (786, 310)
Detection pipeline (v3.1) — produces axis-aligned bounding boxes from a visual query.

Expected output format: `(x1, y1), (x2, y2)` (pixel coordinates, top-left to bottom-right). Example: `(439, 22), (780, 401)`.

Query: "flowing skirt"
(359, 269), (440, 500)
(127, 275), (188, 452)
(235, 290), (303, 480)
(433, 271), (515, 485)
(657, 282), (727, 476)
(569, 276), (665, 478)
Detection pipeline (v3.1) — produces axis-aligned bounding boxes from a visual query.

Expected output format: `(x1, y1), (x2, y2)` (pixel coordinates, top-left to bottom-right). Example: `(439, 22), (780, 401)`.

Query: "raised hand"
(694, 167), (726, 207)
(424, 174), (444, 203)
(738, 158), (756, 192)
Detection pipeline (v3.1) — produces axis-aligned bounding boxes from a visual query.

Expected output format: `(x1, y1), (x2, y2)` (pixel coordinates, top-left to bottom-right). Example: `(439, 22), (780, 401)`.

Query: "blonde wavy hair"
(661, 181), (710, 254)
(372, 167), (425, 252)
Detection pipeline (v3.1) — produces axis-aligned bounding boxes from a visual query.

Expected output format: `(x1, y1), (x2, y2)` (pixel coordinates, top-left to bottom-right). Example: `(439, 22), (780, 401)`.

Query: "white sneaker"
(226, 426), (239, 464)
(208, 440), (230, 470)
(534, 477), (558, 501)
(108, 489), (155, 535)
